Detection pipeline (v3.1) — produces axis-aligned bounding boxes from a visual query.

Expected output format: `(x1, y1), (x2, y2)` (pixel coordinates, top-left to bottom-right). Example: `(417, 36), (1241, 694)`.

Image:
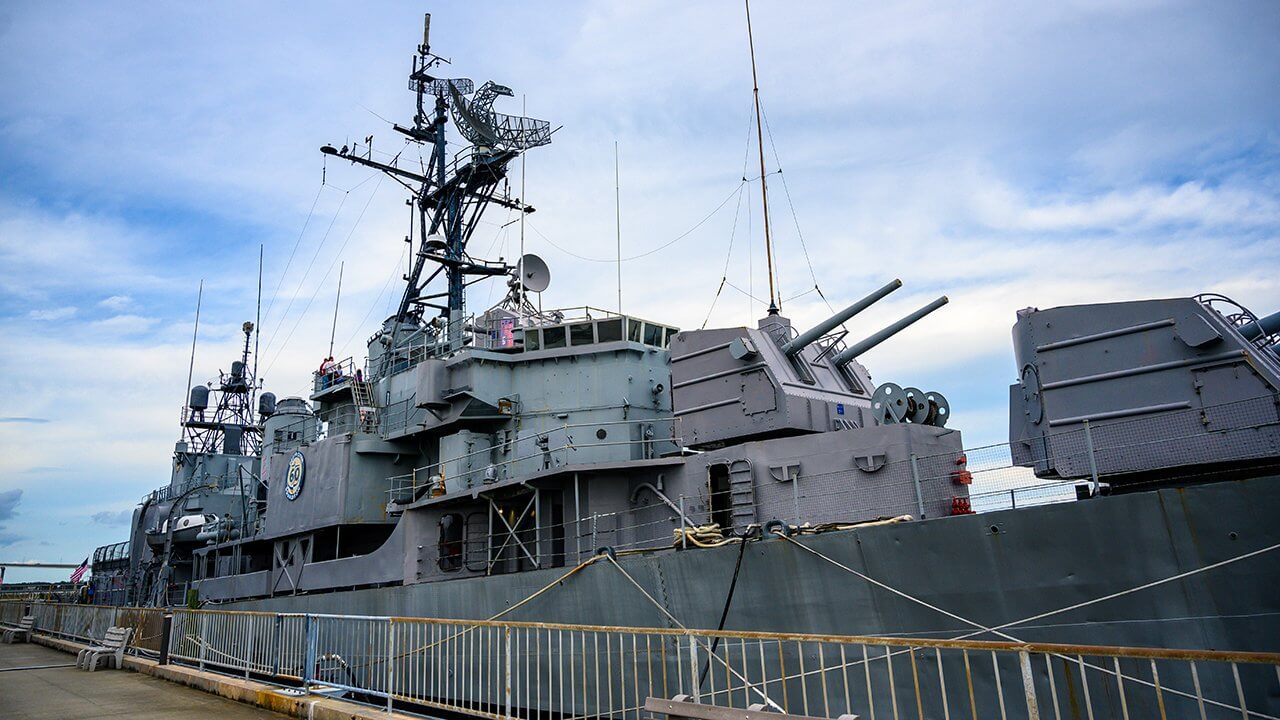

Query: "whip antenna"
(328, 261), (344, 358)
(181, 280), (203, 432)
(745, 0), (778, 314)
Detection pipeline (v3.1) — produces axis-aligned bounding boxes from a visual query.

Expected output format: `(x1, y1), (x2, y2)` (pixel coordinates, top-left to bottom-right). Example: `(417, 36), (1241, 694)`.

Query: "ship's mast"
(745, 0), (778, 315)
(321, 14), (551, 355)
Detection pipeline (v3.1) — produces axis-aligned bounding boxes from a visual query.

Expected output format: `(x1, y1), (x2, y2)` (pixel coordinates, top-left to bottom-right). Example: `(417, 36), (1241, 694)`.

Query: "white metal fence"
(4, 600), (1278, 719)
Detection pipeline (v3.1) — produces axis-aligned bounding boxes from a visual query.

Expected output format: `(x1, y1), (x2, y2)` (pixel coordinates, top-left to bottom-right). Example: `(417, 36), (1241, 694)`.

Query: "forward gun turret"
(833, 296), (949, 366)
(780, 279), (902, 356)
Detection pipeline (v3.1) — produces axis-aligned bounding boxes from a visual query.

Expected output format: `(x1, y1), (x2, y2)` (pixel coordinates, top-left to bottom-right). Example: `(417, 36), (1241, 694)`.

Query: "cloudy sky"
(1, 1), (1277, 581)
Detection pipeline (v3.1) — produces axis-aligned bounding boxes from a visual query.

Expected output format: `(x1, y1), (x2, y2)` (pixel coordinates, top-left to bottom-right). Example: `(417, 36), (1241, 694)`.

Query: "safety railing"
(1, 601), (167, 656)
(314, 356), (359, 394)
(6, 600), (1278, 719)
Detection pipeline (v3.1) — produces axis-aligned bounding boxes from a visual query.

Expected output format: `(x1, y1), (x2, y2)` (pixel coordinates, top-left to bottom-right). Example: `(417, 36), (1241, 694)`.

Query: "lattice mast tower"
(321, 14), (551, 356)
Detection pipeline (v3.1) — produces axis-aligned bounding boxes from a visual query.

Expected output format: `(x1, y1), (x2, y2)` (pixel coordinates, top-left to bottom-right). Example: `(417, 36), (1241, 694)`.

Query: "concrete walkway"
(0, 641), (290, 720)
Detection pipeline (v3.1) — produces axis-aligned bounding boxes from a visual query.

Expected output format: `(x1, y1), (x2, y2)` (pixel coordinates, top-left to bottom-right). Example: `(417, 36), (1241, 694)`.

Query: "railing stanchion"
(1083, 419), (1100, 495)
(689, 634), (701, 703)
(504, 626), (513, 720)
(386, 617), (395, 712)
(198, 612), (207, 671)
(272, 614), (282, 677)
(246, 615), (255, 679)
(910, 453), (926, 518)
(304, 614), (317, 691)
(792, 470), (801, 523)
(158, 613), (173, 666)
(1019, 650), (1041, 720)
(679, 496), (688, 550)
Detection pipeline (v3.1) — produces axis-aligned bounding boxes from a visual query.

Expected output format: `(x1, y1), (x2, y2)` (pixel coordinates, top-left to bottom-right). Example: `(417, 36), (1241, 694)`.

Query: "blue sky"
(1, 1), (1278, 581)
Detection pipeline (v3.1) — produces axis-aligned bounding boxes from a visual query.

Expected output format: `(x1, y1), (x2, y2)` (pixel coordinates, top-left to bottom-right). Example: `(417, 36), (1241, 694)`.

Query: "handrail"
(6, 599), (1277, 666)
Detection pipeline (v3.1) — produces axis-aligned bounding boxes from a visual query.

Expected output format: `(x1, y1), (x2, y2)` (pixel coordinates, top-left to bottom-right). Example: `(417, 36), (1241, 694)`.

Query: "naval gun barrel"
(833, 295), (949, 365)
(1240, 309), (1280, 341)
(780, 279), (903, 356)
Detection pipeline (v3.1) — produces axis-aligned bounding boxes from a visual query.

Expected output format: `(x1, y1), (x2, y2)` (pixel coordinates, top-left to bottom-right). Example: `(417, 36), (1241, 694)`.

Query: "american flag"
(70, 558), (89, 583)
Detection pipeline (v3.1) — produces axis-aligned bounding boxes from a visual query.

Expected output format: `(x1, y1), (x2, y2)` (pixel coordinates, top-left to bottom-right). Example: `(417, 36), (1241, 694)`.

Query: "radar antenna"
(320, 13), (552, 359)
(450, 81), (552, 150)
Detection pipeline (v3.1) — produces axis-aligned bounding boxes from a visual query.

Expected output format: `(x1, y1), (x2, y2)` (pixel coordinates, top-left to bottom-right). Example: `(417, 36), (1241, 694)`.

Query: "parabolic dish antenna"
(516, 254), (551, 293)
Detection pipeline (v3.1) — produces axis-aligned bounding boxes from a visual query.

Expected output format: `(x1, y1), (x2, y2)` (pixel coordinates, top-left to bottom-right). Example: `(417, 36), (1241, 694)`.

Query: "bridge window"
(543, 325), (567, 349)
(524, 328), (541, 351)
(570, 322), (594, 346)
(627, 318), (642, 342)
(643, 322), (663, 346)
(597, 319), (623, 342)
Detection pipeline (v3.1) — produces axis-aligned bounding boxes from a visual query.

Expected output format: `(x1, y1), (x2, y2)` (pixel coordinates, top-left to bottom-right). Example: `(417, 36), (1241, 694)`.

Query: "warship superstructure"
(86, 14), (1280, 717)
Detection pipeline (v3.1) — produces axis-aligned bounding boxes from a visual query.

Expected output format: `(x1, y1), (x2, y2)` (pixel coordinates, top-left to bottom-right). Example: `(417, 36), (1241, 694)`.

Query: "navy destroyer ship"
(83, 12), (1280, 718)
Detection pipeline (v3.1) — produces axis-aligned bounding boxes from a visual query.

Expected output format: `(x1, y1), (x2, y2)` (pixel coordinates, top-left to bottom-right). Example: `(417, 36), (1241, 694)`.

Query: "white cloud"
(98, 295), (132, 311)
(28, 306), (77, 321)
(975, 180), (1280, 233)
(92, 314), (160, 334)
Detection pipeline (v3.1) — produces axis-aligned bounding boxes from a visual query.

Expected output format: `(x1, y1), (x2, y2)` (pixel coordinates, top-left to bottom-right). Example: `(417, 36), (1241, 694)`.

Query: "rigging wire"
(725, 280), (769, 305)
(603, 555), (785, 712)
(261, 189), (354, 355)
(772, 530), (1280, 718)
(524, 180), (745, 264)
(760, 103), (836, 315)
(261, 184), (325, 326)
(260, 172), (379, 359)
(336, 241), (409, 357)
(702, 106), (761, 329)
(263, 175), (385, 377)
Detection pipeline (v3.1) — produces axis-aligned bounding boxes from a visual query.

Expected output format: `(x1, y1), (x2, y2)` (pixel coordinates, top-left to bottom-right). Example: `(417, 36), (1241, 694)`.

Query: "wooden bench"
(1, 615), (35, 644)
(76, 626), (133, 671)
(645, 695), (859, 720)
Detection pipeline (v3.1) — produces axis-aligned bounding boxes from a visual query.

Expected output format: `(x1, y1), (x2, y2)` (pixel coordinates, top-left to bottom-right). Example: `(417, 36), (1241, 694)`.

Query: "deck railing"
(4, 599), (1278, 719)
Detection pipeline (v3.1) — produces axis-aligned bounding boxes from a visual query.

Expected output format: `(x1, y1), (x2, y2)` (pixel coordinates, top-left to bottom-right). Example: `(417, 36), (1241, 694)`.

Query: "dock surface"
(0, 641), (289, 720)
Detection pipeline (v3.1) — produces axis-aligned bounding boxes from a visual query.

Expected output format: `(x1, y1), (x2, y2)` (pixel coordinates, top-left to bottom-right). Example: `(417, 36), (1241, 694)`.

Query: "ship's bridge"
(502, 307), (679, 354)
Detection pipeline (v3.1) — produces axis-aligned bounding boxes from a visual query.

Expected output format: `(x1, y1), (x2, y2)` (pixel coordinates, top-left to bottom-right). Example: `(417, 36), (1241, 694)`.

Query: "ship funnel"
(1240, 309), (1280, 341)
(780, 279), (902, 356)
(834, 295), (949, 365)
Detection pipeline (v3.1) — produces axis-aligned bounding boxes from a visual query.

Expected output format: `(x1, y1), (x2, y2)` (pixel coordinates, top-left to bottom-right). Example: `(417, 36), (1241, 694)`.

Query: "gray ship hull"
(224, 476), (1280, 718)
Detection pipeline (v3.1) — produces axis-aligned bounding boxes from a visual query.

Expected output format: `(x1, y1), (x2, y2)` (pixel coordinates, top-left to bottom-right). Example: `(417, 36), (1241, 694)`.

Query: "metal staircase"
(350, 379), (379, 433)
(728, 459), (757, 528)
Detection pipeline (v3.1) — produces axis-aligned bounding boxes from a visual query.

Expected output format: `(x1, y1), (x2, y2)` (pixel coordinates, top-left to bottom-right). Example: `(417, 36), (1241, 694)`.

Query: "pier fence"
(4, 599), (1279, 719)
